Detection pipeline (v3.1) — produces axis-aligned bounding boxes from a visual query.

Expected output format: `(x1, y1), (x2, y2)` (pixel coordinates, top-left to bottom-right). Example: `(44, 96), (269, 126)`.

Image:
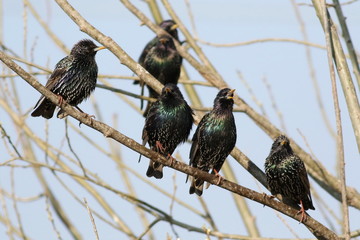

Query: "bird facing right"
(264, 135), (315, 223)
(31, 39), (105, 119)
(188, 88), (237, 196)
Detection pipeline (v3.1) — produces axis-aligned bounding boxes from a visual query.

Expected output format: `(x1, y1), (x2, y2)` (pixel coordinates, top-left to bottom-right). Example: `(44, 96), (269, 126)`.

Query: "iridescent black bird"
(137, 20), (179, 69)
(31, 39), (105, 119)
(141, 34), (182, 117)
(141, 83), (193, 179)
(135, 20), (182, 117)
(265, 135), (315, 223)
(187, 88), (237, 196)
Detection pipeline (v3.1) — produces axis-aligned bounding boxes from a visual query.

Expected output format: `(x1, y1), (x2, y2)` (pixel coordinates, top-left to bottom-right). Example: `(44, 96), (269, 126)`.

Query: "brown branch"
(0, 47), (340, 240)
(195, 37), (327, 50)
(311, 0), (360, 152)
(332, 0), (360, 90)
(321, 1), (349, 238)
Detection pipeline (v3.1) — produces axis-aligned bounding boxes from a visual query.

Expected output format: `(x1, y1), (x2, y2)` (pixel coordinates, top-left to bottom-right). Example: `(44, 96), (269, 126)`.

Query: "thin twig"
(64, 118), (88, 177)
(196, 37), (327, 50)
(321, 1), (349, 239)
(332, 0), (360, 91)
(45, 196), (63, 240)
(312, 0), (360, 152)
(84, 198), (100, 240)
(290, 0), (336, 139)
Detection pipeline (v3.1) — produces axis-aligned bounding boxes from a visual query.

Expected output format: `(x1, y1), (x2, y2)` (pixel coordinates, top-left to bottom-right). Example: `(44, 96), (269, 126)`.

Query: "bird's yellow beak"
(165, 87), (171, 93)
(94, 46), (106, 51)
(170, 24), (178, 30)
(280, 140), (288, 145)
(227, 89), (235, 99)
(159, 38), (168, 45)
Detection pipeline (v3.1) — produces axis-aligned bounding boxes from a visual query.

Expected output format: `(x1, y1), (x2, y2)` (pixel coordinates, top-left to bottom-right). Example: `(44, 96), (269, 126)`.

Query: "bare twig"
(196, 37), (327, 50)
(312, 0), (360, 152)
(321, 1), (349, 239)
(84, 198), (100, 240)
(45, 196), (63, 240)
(64, 119), (88, 176)
(290, 0), (336, 139)
(332, 0), (360, 91)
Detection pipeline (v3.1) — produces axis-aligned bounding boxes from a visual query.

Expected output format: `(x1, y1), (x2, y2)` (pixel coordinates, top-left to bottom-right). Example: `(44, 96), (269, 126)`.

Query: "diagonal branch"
(0, 48), (340, 240)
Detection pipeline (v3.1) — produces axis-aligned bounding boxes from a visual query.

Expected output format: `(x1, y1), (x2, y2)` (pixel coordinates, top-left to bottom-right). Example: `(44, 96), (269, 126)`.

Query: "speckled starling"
(142, 83), (193, 179)
(137, 20), (179, 71)
(188, 88), (237, 196)
(31, 39), (105, 119)
(135, 20), (181, 116)
(141, 34), (182, 117)
(264, 135), (315, 223)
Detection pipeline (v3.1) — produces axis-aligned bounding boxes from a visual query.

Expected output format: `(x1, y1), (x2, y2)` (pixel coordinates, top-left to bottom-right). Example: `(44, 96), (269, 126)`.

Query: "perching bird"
(264, 135), (315, 223)
(141, 34), (182, 117)
(135, 20), (181, 117)
(187, 88), (237, 196)
(137, 20), (179, 72)
(31, 39), (105, 119)
(141, 83), (193, 179)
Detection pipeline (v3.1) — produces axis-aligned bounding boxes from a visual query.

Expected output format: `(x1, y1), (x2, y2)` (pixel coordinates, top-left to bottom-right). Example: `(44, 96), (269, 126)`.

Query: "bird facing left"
(31, 39), (105, 119)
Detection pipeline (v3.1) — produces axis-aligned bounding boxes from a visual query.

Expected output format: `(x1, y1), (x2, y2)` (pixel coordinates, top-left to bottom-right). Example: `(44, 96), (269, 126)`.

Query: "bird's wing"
(44, 56), (70, 90)
(141, 127), (148, 146)
(189, 113), (210, 166)
(138, 38), (156, 66)
(141, 101), (161, 145)
(297, 156), (312, 198)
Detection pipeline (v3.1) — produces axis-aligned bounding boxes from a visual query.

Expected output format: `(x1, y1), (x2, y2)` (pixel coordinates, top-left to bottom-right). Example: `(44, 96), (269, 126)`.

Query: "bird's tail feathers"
(31, 98), (56, 119)
(189, 178), (204, 196)
(146, 160), (164, 179)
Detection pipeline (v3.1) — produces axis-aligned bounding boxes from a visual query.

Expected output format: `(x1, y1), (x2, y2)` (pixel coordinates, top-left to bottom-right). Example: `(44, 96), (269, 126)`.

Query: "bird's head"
(270, 135), (293, 157)
(156, 35), (176, 52)
(70, 39), (105, 57)
(161, 83), (182, 97)
(159, 19), (179, 39)
(214, 88), (235, 108)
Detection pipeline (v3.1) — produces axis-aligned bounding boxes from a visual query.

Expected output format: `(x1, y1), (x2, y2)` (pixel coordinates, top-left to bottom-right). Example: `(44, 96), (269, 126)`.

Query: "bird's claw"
(167, 154), (176, 167)
(213, 169), (223, 185)
(155, 141), (165, 154)
(79, 113), (95, 127)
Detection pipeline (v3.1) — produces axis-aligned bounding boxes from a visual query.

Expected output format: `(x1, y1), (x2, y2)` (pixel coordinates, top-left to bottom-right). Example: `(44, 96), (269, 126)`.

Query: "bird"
(137, 20), (179, 72)
(264, 135), (315, 223)
(135, 20), (182, 117)
(187, 88), (237, 196)
(141, 34), (182, 117)
(141, 83), (193, 179)
(31, 39), (105, 119)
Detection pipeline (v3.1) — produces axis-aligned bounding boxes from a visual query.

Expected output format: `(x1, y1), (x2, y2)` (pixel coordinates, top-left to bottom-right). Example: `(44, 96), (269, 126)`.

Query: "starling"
(188, 88), (237, 196)
(31, 39), (105, 119)
(137, 20), (179, 72)
(135, 20), (181, 116)
(141, 34), (182, 117)
(141, 83), (193, 179)
(264, 135), (315, 223)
